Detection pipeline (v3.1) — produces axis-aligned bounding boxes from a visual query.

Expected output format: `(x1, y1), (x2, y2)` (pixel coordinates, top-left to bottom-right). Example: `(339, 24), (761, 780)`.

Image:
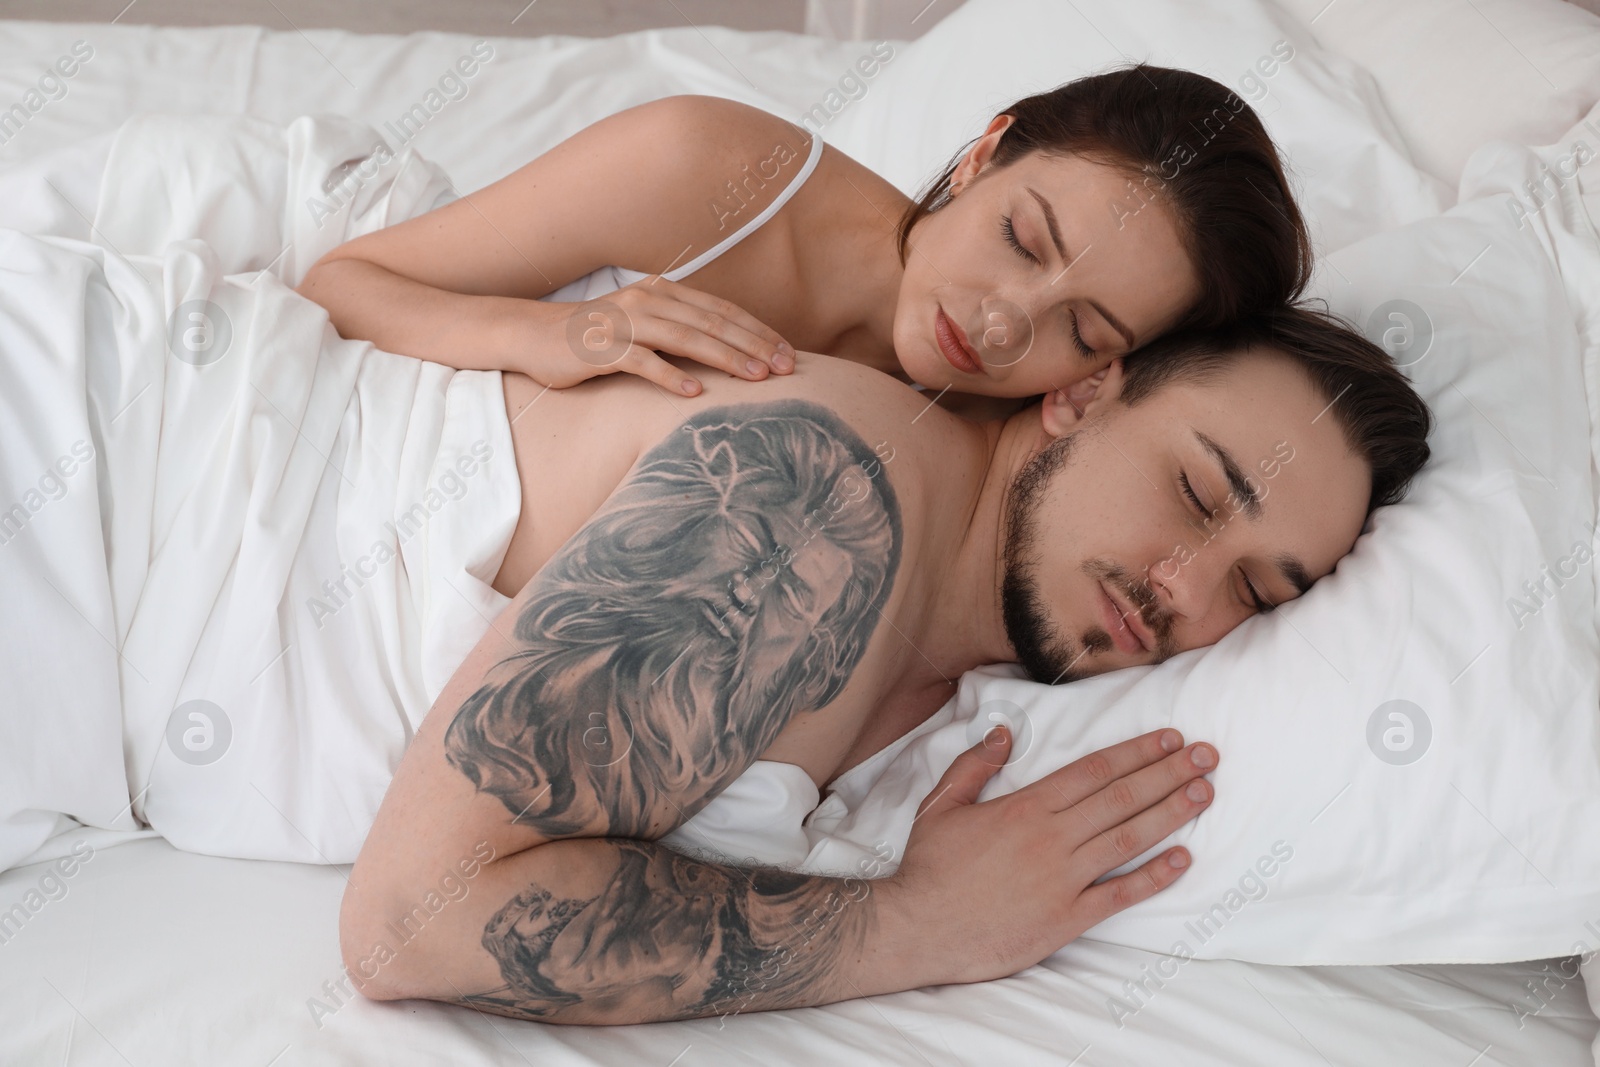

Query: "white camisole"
(540, 128), (825, 303)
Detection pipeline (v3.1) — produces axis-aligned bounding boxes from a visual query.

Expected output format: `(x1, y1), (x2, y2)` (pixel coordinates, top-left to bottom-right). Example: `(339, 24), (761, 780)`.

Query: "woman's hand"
(526, 276), (795, 395)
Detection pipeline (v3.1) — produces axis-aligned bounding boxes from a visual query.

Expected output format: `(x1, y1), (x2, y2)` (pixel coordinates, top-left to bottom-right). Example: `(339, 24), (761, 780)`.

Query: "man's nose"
(1149, 533), (1235, 625)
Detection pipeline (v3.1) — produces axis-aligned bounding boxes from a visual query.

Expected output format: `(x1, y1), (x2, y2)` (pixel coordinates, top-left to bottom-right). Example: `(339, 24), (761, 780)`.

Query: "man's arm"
(344, 398), (911, 1021)
(440, 397), (900, 841)
(344, 397), (1215, 1024)
(421, 837), (898, 1024)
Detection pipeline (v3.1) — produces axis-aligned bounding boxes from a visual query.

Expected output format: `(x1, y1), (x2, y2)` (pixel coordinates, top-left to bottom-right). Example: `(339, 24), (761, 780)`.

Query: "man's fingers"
(915, 726), (1013, 821)
(1074, 775), (1211, 875)
(1076, 848), (1192, 925)
(1070, 742), (1217, 827)
(1031, 728), (1188, 812)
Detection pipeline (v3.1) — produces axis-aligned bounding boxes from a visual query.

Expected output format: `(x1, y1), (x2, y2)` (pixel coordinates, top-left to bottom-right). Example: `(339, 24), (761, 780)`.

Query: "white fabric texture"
(822, 0), (1452, 257)
(0, 113), (520, 871)
(3, 833), (1593, 1066)
(1271, 0), (1600, 188)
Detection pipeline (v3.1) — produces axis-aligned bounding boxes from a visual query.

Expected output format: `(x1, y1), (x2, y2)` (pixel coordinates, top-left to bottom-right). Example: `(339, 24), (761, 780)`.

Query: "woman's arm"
(294, 95), (800, 390)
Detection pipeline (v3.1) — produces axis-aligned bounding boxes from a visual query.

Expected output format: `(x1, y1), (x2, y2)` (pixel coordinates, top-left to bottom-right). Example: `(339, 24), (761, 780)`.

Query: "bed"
(3, 2), (1600, 1064)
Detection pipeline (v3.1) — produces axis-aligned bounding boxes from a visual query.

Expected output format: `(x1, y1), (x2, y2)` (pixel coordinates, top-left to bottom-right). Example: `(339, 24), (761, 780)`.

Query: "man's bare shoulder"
(498, 353), (976, 593)
(511, 355), (927, 490)
(607, 350), (967, 460)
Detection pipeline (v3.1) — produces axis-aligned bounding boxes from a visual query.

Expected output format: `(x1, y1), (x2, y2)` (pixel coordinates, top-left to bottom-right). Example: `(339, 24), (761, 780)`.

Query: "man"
(341, 306), (1430, 1024)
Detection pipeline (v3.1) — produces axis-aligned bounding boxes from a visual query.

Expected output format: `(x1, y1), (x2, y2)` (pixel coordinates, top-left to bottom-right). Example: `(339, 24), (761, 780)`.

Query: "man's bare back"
(494, 355), (994, 790)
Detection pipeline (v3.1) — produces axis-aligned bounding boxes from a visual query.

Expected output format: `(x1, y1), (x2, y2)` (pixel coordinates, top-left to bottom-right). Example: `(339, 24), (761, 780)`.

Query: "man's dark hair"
(1119, 304), (1433, 514)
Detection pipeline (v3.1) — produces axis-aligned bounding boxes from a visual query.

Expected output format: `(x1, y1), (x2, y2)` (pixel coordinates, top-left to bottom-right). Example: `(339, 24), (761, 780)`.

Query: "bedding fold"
(0, 113), (519, 871)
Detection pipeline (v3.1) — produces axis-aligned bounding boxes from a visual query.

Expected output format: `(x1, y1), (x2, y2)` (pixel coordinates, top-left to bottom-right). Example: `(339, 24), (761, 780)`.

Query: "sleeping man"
(342, 305), (1430, 1024)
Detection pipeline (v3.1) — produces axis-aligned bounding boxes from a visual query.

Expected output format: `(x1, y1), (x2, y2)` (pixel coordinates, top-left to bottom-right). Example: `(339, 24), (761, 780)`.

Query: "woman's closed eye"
(1000, 214), (1037, 264)
(1069, 311), (1095, 359)
(1002, 213), (1095, 359)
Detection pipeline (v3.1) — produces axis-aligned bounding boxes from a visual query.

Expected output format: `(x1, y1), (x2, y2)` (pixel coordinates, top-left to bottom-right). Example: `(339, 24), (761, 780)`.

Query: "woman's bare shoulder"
(597, 95), (818, 245)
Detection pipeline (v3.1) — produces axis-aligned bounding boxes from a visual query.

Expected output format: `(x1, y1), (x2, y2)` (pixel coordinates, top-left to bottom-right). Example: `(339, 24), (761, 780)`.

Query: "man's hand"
(885, 726), (1214, 986)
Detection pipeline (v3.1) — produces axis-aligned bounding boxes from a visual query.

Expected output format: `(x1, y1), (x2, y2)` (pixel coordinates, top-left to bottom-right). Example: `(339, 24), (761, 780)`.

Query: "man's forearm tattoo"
(443, 399), (903, 839)
(454, 841), (874, 1021)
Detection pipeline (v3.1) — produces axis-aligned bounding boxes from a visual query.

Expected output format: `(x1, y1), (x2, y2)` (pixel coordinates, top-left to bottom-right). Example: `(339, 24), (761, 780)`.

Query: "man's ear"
(949, 114), (1017, 197)
(1041, 357), (1127, 437)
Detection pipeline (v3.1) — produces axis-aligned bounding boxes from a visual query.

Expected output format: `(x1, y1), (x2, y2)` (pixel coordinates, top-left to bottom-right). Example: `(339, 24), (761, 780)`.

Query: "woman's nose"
(967, 294), (1036, 370)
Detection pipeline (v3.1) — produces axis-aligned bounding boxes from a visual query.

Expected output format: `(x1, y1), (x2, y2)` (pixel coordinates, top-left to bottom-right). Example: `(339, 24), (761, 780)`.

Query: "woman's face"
(893, 117), (1203, 399)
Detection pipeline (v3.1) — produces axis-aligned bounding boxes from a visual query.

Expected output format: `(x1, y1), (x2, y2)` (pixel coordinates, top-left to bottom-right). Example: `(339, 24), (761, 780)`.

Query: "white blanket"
(0, 113), (520, 872)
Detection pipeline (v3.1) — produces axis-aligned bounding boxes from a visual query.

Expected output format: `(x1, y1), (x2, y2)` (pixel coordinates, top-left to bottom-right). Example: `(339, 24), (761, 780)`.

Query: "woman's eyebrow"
(1025, 186), (1072, 262)
(1026, 186), (1136, 348)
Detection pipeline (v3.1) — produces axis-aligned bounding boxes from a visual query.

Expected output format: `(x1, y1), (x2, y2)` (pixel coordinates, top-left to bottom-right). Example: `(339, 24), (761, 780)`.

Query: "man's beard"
(1000, 433), (1173, 684)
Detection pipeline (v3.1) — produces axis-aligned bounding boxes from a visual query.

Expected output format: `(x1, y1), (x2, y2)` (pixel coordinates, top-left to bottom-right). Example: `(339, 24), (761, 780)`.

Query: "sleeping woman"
(295, 63), (1309, 424)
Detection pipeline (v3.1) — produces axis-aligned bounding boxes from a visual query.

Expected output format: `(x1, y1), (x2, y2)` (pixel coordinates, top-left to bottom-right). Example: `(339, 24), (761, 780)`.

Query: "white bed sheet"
(0, 13), (1595, 1067)
(4, 833), (1595, 1067)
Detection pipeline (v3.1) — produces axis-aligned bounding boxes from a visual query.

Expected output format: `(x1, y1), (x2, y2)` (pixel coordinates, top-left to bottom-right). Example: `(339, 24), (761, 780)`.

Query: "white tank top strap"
(612, 128), (825, 286)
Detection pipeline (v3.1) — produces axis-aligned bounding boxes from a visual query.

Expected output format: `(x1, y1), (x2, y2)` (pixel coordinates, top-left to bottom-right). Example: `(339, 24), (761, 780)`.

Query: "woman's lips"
(935, 307), (982, 375)
(1098, 581), (1151, 656)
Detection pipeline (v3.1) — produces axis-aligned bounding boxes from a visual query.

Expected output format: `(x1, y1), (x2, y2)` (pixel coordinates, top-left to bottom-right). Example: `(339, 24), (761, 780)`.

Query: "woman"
(295, 64), (1309, 415)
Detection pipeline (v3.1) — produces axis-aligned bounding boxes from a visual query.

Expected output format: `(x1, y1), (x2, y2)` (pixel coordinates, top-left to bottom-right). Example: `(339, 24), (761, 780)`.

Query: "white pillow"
(821, 0), (1448, 257)
(797, 131), (1600, 966)
(1271, 0), (1600, 189)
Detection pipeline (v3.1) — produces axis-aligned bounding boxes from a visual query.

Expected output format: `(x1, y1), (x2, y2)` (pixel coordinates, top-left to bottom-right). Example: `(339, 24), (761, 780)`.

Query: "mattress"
(1, 9), (1597, 1066)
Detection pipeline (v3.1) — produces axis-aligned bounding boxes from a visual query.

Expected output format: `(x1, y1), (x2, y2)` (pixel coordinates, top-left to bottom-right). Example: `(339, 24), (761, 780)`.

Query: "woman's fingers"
(614, 280), (793, 379)
(615, 346), (704, 396)
(651, 277), (794, 372)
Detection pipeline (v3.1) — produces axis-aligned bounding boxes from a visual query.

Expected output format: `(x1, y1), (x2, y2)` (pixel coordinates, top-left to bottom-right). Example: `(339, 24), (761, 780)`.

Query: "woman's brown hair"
(897, 64), (1312, 332)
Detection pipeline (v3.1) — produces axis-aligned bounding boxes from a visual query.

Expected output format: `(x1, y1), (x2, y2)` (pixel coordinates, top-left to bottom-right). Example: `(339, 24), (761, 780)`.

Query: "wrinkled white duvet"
(0, 113), (520, 872)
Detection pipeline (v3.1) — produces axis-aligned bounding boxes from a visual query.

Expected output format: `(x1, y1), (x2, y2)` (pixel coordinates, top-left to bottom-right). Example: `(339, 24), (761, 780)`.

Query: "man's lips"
(934, 307), (982, 375)
(1099, 580), (1155, 655)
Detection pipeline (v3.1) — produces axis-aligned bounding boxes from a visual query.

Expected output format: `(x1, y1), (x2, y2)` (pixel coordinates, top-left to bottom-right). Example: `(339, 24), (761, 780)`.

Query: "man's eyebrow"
(1194, 429), (1316, 599)
(1195, 430), (1263, 522)
(1026, 186), (1136, 349)
(1274, 553), (1314, 597)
